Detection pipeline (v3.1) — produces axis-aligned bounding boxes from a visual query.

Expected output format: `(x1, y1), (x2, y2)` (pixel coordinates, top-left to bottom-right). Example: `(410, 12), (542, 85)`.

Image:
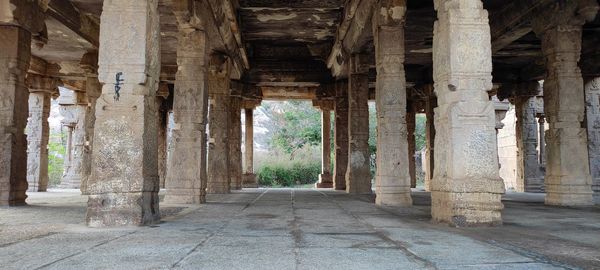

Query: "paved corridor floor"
(1, 189), (599, 270)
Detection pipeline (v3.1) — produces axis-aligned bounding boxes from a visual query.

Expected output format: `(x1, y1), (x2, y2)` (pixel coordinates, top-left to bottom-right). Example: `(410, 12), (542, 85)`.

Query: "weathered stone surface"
(0, 26), (31, 206)
(373, 1), (412, 206)
(345, 54), (371, 194)
(407, 110), (417, 189)
(164, 29), (209, 204)
(514, 87), (544, 193)
(533, 0), (598, 206)
(586, 77), (600, 205)
(207, 54), (231, 194)
(60, 91), (92, 190)
(424, 89), (436, 192)
(315, 102), (333, 188)
(26, 75), (58, 192)
(333, 81), (349, 191)
(229, 95), (243, 190)
(86, 0), (161, 227)
(242, 107), (258, 188)
(431, 0), (504, 226)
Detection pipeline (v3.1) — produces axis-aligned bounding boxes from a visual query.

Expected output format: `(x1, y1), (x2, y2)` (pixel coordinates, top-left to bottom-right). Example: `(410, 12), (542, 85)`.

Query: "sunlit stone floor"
(1, 188), (599, 270)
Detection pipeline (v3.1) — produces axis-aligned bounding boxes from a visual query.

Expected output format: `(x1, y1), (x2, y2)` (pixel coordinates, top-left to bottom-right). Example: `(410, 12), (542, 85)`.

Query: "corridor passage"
(1, 189), (598, 269)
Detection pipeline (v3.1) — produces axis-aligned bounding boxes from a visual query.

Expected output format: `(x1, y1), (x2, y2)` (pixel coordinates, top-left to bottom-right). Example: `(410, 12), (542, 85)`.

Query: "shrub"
(257, 161), (321, 187)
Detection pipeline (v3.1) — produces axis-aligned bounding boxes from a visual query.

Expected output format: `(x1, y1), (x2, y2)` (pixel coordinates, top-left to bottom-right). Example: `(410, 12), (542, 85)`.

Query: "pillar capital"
(241, 99), (261, 110)
(26, 73), (59, 96)
(349, 53), (370, 75)
(312, 99), (334, 111)
(532, 0), (598, 36)
(80, 50), (99, 77)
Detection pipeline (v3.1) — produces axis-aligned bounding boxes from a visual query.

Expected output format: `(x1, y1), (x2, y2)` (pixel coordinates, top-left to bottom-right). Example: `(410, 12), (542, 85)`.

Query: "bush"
(47, 136), (66, 187)
(257, 161), (321, 187)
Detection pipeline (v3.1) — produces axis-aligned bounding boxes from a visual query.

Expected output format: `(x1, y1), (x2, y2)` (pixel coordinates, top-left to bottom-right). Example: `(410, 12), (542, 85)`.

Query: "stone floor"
(0, 189), (599, 270)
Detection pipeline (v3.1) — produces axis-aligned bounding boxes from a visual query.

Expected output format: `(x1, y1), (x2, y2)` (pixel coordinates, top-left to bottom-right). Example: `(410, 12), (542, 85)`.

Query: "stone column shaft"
(316, 107), (333, 188)
(534, 4), (596, 205)
(431, 0), (504, 226)
(86, 0), (161, 226)
(334, 81), (349, 191)
(0, 26), (31, 206)
(165, 29), (209, 204)
(538, 116), (546, 166)
(373, 3), (411, 205)
(207, 55), (231, 194)
(515, 94), (543, 192)
(243, 108), (258, 187)
(26, 86), (53, 192)
(424, 93), (436, 191)
(407, 110), (417, 189)
(346, 54), (372, 194)
(586, 77), (600, 204)
(61, 91), (92, 190)
(229, 96), (243, 190)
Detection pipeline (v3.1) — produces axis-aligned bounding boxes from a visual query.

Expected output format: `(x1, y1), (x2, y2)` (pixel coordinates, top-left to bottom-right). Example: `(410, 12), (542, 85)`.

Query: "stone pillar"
(373, 2), (411, 205)
(424, 90), (436, 192)
(164, 28), (209, 204)
(0, 26), (31, 205)
(243, 107), (258, 187)
(86, 0), (161, 226)
(346, 54), (371, 194)
(431, 0), (504, 226)
(25, 75), (58, 192)
(314, 101), (334, 188)
(585, 77), (600, 204)
(515, 90), (544, 193)
(333, 81), (349, 191)
(407, 110), (417, 189)
(61, 92), (89, 189)
(207, 54), (231, 194)
(533, 1), (597, 206)
(538, 116), (546, 166)
(229, 94), (243, 190)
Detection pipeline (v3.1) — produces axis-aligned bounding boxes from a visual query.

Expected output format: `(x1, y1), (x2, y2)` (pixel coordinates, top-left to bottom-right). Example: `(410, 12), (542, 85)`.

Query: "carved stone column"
(373, 1), (411, 205)
(585, 77), (600, 204)
(164, 28), (209, 204)
(157, 83), (170, 189)
(25, 75), (58, 192)
(333, 81), (349, 191)
(207, 54), (231, 194)
(424, 88), (436, 192)
(514, 83), (544, 193)
(229, 92), (243, 190)
(407, 109), (417, 189)
(242, 105), (258, 188)
(86, 0), (162, 226)
(314, 100), (334, 188)
(346, 54), (371, 194)
(533, 1), (598, 206)
(431, 0), (504, 226)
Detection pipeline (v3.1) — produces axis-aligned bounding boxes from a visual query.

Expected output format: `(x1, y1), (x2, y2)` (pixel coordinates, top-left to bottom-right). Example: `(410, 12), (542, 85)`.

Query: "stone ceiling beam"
(327, 0), (377, 78)
(46, 0), (100, 47)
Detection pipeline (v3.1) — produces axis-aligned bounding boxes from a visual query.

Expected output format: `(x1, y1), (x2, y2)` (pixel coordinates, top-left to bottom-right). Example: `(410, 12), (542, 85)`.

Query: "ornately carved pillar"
(514, 84), (544, 193)
(346, 54), (371, 194)
(315, 100), (334, 188)
(533, 0), (598, 206)
(86, 0), (162, 226)
(26, 75), (58, 192)
(229, 93), (243, 190)
(373, 1), (411, 205)
(585, 77), (600, 204)
(61, 91), (89, 189)
(164, 28), (209, 204)
(431, 0), (504, 226)
(333, 81), (349, 191)
(207, 54), (231, 194)
(242, 106), (258, 188)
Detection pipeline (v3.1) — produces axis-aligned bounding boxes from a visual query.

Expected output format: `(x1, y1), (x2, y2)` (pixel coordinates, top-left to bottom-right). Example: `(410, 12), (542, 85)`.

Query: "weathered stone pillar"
(315, 100), (334, 188)
(407, 109), (417, 189)
(164, 28), (209, 204)
(533, 1), (598, 206)
(538, 116), (546, 166)
(514, 85), (544, 193)
(157, 84), (170, 189)
(373, 1), (411, 205)
(333, 81), (349, 191)
(26, 75), (58, 192)
(431, 0), (504, 226)
(242, 106), (258, 187)
(229, 92), (243, 190)
(86, 0), (161, 226)
(207, 54), (231, 194)
(585, 77), (600, 204)
(424, 89), (436, 192)
(346, 54), (371, 194)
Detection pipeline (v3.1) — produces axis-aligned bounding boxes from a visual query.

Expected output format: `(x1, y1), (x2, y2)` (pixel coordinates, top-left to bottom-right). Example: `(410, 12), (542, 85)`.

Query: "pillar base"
(0, 197), (27, 207)
(431, 191), (503, 227)
(163, 189), (206, 204)
(59, 175), (82, 190)
(206, 184), (230, 194)
(524, 178), (545, 193)
(86, 192), (160, 227)
(545, 182), (594, 206)
(242, 173), (258, 188)
(316, 173), (333, 188)
(375, 192), (412, 207)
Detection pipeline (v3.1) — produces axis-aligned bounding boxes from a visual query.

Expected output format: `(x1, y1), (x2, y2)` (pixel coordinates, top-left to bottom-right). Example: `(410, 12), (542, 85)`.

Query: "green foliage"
(415, 114), (426, 151)
(257, 161), (321, 187)
(47, 132), (66, 186)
